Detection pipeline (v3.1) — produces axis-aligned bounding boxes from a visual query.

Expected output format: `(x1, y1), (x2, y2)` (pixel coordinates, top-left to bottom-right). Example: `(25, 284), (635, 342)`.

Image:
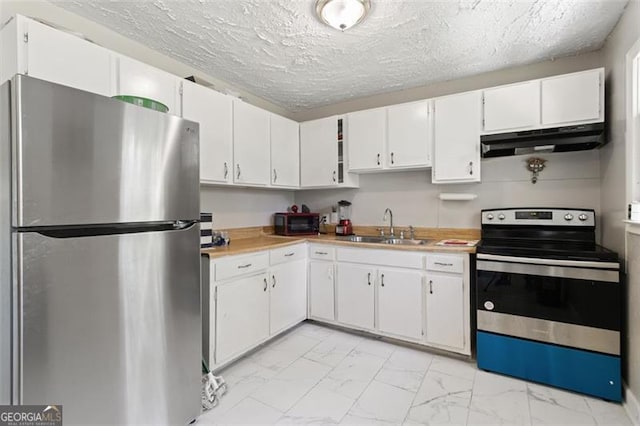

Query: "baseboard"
(624, 382), (640, 426)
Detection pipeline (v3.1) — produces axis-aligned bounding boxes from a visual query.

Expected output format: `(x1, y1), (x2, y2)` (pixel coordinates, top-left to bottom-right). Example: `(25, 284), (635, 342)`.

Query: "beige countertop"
(201, 233), (477, 259)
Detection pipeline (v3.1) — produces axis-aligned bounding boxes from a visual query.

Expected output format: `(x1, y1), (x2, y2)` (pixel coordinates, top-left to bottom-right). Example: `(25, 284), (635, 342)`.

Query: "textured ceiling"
(54, 0), (628, 111)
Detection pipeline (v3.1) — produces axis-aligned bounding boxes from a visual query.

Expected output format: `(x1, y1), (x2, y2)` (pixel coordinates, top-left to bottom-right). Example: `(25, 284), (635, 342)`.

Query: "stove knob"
(564, 213), (574, 221)
(498, 214), (506, 221)
(578, 214), (588, 222)
(486, 213), (494, 220)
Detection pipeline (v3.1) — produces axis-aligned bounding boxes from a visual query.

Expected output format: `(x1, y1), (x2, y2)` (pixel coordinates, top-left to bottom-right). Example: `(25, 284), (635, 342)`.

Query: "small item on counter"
(200, 213), (213, 248)
(212, 231), (230, 247)
(301, 204), (311, 213)
(436, 239), (479, 247)
(290, 204), (299, 213)
(330, 205), (338, 224)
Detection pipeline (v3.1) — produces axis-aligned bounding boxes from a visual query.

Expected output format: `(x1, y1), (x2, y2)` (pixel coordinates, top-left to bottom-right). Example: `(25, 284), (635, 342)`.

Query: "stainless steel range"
(476, 208), (621, 402)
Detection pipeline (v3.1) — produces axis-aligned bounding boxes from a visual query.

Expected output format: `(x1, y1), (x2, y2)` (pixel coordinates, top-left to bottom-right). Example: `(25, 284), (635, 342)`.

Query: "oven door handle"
(477, 259), (619, 283)
(477, 253), (619, 270)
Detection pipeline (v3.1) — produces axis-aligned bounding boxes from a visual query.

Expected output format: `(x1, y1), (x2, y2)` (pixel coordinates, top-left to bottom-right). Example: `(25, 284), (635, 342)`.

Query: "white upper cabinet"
(347, 108), (386, 171)
(233, 100), (271, 186)
(541, 69), (603, 126)
(115, 55), (181, 115)
(4, 16), (113, 97)
(387, 100), (432, 169)
(270, 114), (300, 188)
(483, 81), (541, 132)
(181, 80), (233, 184)
(300, 117), (338, 187)
(432, 91), (482, 184)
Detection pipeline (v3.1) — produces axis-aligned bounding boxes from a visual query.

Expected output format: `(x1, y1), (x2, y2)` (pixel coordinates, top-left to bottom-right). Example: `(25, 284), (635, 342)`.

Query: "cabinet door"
(432, 91), (481, 183)
(336, 264), (375, 330)
(541, 69), (603, 126)
(347, 108), (385, 171)
(216, 273), (269, 363)
(308, 261), (335, 321)
(116, 56), (180, 114)
(425, 273), (464, 349)
(300, 118), (338, 187)
(270, 259), (307, 334)
(181, 80), (232, 184)
(387, 100), (431, 169)
(483, 81), (541, 132)
(378, 269), (423, 340)
(25, 18), (112, 97)
(233, 100), (271, 185)
(270, 114), (300, 187)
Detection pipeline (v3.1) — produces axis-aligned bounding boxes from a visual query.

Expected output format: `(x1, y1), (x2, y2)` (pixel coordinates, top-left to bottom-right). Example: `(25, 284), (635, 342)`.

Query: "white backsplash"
(295, 150), (602, 234)
(201, 186), (294, 229)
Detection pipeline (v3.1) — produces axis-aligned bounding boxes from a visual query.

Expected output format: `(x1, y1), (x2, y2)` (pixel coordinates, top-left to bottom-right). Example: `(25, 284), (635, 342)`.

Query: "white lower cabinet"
(336, 263), (375, 329)
(212, 245), (307, 367)
(270, 259), (307, 334)
(425, 273), (465, 349)
(215, 272), (270, 363)
(210, 244), (471, 369)
(308, 260), (335, 321)
(377, 268), (423, 340)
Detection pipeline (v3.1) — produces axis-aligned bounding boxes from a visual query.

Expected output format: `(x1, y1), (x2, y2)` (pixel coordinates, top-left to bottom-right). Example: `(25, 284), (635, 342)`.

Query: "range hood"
(480, 123), (605, 158)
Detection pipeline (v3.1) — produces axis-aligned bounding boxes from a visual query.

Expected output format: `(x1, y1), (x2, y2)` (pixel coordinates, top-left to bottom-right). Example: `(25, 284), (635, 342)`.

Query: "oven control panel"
(482, 208), (595, 227)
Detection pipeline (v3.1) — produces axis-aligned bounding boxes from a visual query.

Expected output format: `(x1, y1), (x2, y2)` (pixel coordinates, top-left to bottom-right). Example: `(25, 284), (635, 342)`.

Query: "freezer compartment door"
(12, 75), (199, 227)
(15, 225), (201, 425)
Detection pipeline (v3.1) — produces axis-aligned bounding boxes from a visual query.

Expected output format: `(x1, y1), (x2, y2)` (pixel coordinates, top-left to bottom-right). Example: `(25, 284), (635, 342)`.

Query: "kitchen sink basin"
(338, 235), (430, 246)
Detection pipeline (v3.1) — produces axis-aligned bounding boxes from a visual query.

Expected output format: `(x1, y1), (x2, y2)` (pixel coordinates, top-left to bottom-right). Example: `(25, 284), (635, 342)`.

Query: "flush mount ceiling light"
(316, 0), (371, 31)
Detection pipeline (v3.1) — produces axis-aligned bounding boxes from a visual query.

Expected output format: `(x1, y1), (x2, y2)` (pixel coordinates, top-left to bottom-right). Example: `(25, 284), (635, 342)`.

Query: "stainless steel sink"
(338, 235), (430, 246)
(339, 235), (387, 243)
(384, 238), (429, 246)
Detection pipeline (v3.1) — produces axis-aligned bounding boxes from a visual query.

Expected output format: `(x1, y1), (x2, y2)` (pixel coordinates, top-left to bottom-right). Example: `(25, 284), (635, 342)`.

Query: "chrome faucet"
(383, 208), (394, 237)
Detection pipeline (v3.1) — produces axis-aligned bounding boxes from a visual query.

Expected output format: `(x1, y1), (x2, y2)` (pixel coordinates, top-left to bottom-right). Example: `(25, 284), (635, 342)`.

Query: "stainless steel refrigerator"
(0, 75), (202, 425)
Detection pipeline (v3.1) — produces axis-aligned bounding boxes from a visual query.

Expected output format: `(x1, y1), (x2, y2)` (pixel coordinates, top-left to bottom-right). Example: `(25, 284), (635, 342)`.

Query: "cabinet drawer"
(215, 252), (269, 281)
(309, 245), (335, 260)
(337, 247), (424, 269)
(426, 254), (464, 274)
(270, 244), (306, 265)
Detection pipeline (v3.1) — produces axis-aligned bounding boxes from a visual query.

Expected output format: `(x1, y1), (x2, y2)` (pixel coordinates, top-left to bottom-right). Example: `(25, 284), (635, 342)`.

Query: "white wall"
(296, 151), (601, 232)
(600, 0), (640, 422)
(602, 0), (640, 258)
(201, 187), (294, 229)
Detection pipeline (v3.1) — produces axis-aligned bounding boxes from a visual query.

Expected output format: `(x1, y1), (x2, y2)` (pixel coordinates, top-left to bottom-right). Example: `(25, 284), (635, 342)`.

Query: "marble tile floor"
(197, 322), (631, 425)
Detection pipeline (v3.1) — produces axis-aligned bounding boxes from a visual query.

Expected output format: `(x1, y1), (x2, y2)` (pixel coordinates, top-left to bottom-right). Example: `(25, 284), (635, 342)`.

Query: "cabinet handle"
(272, 275), (276, 288)
(273, 168), (277, 182)
(284, 252), (295, 257)
(332, 170), (337, 183)
(429, 280), (433, 294)
(315, 251), (328, 255)
(367, 272), (371, 286)
(263, 278), (268, 292)
(237, 263), (252, 269)
(224, 162), (228, 180)
(391, 152), (395, 164)
(434, 262), (453, 267)
(377, 153), (380, 166)
(381, 273), (385, 287)
(327, 267), (333, 280)
(237, 164), (241, 180)
(469, 161), (473, 176)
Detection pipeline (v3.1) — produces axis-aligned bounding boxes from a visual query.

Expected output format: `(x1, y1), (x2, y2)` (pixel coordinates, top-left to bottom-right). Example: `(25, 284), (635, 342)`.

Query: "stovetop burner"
(477, 208), (619, 263)
(477, 238), (618, 262)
